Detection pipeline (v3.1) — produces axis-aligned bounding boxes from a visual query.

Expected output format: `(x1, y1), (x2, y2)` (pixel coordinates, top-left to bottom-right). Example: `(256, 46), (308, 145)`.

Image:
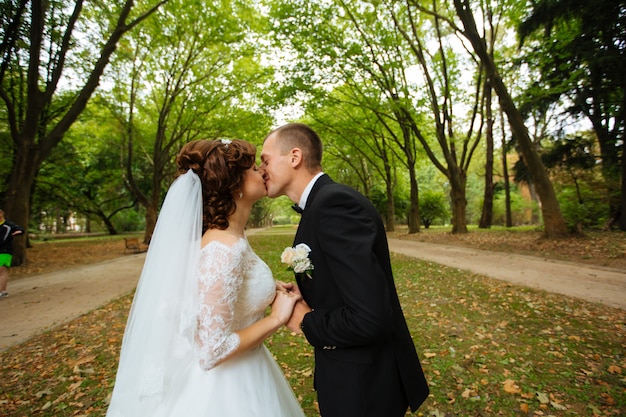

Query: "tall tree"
(35, 110), (136, 235)
(304, 86), (404, 231)
(500, 107), (513, 227)
(271, 0), (488, 234)
(269, 0), (425, 232)
(476, 0), (510, 229)
(105, 0), (272, 242)
(517, 0), (626, 231)
(0, 0), (167, 264)
(385, 0), (490, 234)
(453, 0), (568, 237)
(479, 75), (495, 228)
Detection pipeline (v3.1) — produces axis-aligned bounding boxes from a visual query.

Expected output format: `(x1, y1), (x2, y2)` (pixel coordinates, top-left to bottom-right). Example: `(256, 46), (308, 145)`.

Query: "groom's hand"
(276, 280), (295, 293)
(286, 300), (311, 335)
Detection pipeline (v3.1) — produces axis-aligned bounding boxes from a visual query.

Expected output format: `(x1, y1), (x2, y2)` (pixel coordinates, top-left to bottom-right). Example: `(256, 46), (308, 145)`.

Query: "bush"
(558, 186), (607, 230)
(112, 209), (145, 232)
(419, 190), (449, 228)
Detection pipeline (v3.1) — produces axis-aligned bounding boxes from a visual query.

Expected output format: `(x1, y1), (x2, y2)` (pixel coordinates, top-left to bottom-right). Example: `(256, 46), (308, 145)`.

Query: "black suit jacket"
(294, 175), (429, 417)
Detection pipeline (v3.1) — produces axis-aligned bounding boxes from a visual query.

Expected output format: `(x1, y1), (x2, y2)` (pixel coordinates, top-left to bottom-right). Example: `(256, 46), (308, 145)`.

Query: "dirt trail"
(1, 238), (624, 352)
(0, 254), (145, 351)
(387, 239), (626, 310)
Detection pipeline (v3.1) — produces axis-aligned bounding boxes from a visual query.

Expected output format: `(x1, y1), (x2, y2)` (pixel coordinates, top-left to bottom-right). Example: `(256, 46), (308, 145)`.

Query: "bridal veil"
(106, 170), (202, 417)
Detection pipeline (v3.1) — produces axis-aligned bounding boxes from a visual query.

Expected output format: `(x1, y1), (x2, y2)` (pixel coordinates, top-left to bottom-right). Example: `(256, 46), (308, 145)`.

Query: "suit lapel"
(294, 174), (331, 235)
(303, 174), (332, 214)
(293, 174), (332, 290)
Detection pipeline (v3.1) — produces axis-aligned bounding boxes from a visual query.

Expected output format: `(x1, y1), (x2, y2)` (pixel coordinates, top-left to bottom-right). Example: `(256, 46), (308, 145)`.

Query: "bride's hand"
(270, 290), (301, 325)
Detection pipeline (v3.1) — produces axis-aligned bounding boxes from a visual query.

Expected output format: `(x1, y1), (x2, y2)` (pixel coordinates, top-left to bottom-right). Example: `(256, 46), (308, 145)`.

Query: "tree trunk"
(618, 81), (626, 231)
(595, 133), (621, 228)
(479, 76), (494, 228)
(449, 167), (468, 233)
(3, 147), (39, 265)
(143, 204), (158, 245)
(618, 146), (626, 232)
(396, 106), (421, 234)
(408, 167), (421, 233)
(384, 163), (395, 232)
(102, 215), (118, 235)
(501, 108), (513, 227)
(454, 0), (568, 238)
(1, 0), (167, 265)
(585, 89), (622, 229)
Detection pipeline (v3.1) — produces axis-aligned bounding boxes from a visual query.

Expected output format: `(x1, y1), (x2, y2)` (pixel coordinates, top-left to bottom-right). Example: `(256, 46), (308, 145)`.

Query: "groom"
(260, 123), (429, 417)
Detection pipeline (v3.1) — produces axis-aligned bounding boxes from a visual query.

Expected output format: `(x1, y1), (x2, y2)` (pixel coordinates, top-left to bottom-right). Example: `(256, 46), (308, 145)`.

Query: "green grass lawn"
(1, 232), (624, 416)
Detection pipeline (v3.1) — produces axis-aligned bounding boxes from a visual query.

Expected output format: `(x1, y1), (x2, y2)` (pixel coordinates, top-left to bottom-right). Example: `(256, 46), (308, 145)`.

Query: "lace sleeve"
(194, 241), (244, 370)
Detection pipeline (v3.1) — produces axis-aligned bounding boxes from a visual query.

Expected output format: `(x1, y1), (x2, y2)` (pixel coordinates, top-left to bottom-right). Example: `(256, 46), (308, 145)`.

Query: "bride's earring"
(239, 192), (243, 199)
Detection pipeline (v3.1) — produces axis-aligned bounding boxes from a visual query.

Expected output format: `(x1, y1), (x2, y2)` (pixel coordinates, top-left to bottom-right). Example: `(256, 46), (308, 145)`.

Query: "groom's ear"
(290, 148), (303, 168)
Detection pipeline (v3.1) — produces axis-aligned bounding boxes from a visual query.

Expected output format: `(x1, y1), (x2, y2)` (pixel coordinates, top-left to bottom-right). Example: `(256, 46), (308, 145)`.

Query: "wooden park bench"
(124, 237), (147, 254)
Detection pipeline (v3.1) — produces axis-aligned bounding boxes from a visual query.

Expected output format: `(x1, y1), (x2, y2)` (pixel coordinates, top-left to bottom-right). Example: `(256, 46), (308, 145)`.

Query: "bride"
(106, 139), (306, 416)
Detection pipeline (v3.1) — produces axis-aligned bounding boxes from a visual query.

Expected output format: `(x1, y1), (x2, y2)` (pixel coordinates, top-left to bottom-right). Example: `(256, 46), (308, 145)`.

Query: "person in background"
(0, 209), (25, 299)
(260, 123), (429, 417)
(106, 139), (306, 417)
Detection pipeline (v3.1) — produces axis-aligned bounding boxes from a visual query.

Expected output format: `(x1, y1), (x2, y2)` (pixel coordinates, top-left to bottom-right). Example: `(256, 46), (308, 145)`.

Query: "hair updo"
(176, 139), (256, 232)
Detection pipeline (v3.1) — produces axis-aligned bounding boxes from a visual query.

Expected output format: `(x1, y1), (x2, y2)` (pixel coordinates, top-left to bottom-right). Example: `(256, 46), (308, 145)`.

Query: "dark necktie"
(291, 204), (304, 214)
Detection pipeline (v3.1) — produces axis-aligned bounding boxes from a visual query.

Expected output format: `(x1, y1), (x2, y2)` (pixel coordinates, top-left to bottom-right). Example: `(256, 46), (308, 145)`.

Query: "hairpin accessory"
(220, 138), (232, 147)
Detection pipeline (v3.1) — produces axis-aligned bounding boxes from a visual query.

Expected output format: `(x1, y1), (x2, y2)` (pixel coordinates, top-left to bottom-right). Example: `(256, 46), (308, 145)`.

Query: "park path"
(0, 254), (145, 352)
(1, 237), (624, 352)
(387, 239), (626, 311)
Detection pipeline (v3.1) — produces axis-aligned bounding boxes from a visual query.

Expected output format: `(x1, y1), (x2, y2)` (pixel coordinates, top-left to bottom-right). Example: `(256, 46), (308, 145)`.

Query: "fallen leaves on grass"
(0, 296), (131, 417)
(12, 237), (132, 279)
(502, 379), (521, 394)
(394, 252), (626, 417)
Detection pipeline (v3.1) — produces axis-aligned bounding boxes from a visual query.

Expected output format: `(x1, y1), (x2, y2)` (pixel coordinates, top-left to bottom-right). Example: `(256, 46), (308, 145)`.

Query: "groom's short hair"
(267, 123), (323, 170)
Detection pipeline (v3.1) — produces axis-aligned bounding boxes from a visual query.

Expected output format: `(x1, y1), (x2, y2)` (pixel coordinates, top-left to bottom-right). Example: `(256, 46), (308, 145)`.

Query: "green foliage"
(419, 190), (450, 228)
(85, 0), (277, 239)
(393, 188), (411, 222)
(112, 208), (145, 232)
(518, 0), (625, 118)
(367, 182), (417, 226)
(33, 110), (136, 234)
(3, 0), (620, 240)
(558, 187), (608, 230)
(492, 184), (536, 226)
(465, 172), (488, 225)
(261, 195), (300, 226)
(517, 0), (625, 223)
(368, 186), (388, 216)
(249, 198), (272, 228)
(539, 133), (609, 230)
(541, 134), (597, 172)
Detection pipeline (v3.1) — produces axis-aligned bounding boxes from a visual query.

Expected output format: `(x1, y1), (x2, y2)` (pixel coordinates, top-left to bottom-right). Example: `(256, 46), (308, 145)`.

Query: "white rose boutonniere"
(281, 243), (314, 279)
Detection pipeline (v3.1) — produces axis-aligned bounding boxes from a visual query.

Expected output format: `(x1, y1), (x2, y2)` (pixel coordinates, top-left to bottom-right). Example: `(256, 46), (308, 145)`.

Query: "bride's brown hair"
(175, 139), (256, 232)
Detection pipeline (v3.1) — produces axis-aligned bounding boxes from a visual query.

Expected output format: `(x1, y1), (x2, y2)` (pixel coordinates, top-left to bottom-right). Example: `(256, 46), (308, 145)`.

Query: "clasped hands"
(273, 281), (311, 335)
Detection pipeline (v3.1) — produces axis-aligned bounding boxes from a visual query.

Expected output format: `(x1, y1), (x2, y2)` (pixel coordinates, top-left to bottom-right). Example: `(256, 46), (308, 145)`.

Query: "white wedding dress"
(150, 238), (306, 416)
(107, 236), (305, 417)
